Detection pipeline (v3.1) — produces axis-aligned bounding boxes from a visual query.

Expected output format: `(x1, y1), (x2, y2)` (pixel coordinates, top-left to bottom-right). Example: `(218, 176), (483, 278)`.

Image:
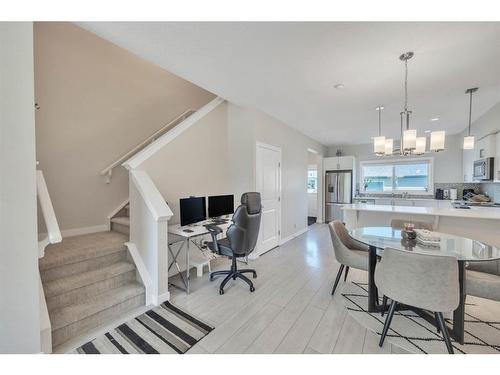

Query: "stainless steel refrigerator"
(325, 170), (352, 222)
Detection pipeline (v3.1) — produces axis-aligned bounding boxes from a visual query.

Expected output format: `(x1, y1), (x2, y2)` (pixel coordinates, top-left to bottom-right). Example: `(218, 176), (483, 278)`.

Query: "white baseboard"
(61, 224), (109, 238)
(279, 227), (309, 246)
(156, 292), (171, 305)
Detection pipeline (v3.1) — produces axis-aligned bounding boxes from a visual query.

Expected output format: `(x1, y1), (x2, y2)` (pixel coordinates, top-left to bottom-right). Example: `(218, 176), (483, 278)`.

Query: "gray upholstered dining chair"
(375, 247), (459, 354)
(390, 219), (434, 231)
(466, 260), (500, 302)
(328, 220), (369, 295)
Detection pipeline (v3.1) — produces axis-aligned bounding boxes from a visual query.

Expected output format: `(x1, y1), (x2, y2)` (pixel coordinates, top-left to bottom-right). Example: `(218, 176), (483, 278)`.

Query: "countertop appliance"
(325, 170), (352, 222)
(473, 157), (494, 181)
(449, 188), (457, 200)
(435, 188), (444, 200)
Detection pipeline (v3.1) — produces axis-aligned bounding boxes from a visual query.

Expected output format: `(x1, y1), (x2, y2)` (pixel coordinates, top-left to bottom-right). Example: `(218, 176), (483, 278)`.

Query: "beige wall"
(140, 102), (232, 224)
(140, 101), (326, 240)
(34, 22), (215, 232)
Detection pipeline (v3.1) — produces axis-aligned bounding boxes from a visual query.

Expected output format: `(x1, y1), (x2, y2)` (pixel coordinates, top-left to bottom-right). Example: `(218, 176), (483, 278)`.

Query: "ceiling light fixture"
(334, 83), (345, 90)
(463, 87), (478, 150)
(373, 106), (386, 155)
(373, 52), (446, 156)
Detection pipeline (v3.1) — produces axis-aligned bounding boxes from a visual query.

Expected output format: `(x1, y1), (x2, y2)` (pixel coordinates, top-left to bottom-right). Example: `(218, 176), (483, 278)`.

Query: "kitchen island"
(342, 203), (500, 247)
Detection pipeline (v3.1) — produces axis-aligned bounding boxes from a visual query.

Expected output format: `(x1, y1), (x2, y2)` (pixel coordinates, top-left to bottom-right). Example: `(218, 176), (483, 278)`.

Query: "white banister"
(37, 170), (62, 257)
(129, 170), (173, 305)
(100, 109), (196, 183)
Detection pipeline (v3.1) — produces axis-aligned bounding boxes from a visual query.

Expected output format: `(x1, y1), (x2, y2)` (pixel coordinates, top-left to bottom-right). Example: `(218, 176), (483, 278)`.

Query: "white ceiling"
(77, 22), (500, 146)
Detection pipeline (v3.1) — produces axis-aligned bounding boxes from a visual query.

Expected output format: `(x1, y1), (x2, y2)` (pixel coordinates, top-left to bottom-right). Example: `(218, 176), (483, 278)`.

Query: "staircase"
(110, 203), (130, 235)
(39, 225), (144, 350)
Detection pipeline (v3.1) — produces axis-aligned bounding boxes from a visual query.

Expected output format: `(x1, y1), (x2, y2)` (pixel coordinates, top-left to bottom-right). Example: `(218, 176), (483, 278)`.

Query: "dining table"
(349, 226), (500, 345)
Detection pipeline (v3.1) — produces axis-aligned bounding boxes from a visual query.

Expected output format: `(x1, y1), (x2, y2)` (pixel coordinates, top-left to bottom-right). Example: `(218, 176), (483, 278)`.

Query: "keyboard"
(211, 219), (228, 225)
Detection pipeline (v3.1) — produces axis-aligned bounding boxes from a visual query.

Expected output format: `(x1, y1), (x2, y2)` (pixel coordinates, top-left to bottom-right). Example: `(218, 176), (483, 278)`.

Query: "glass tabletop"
(350, 226), (500, 262)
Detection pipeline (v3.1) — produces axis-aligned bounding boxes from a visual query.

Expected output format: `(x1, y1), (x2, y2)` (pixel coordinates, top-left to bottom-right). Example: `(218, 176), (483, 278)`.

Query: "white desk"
(168, 216), (232, 294)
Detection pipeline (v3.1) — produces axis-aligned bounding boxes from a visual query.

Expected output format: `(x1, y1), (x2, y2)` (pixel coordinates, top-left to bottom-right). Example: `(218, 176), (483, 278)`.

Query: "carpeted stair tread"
(44, 261), (135, 299)
(50, 282), (144, 331)
(111, 216), (130, 226)
(40, 231), (128, 271)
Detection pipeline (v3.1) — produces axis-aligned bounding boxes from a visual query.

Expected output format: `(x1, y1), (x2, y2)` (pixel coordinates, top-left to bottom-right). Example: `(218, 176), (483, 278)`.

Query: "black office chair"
(206, 192), (262, 295)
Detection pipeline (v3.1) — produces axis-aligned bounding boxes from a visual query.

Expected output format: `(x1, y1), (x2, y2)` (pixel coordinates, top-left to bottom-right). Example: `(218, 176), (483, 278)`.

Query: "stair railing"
(100, 109), (196, 183)
(128, 169), (173, 305)
(37, 170), (62, 257)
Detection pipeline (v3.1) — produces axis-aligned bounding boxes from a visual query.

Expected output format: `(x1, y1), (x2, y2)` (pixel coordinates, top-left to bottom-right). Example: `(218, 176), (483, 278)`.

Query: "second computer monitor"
(208, 194), (234, 218)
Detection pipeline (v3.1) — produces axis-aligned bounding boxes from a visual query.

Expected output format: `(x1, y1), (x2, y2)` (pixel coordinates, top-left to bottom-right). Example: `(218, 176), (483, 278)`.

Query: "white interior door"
(255, 142), (281, 256)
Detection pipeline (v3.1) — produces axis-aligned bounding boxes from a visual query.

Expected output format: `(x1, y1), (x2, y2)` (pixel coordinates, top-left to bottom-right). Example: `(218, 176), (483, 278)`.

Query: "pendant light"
(385, 138), (394, 156)
(463, 87), (478, 150)
(415, 137), (427, 155)
(373, 106), (385, 155)
(400, 52), (416, 153)
(430, 130), (446, 152)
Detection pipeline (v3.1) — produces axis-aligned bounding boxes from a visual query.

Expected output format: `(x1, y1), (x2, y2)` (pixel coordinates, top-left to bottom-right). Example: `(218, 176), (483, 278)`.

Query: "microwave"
(473, 157), (494, 180)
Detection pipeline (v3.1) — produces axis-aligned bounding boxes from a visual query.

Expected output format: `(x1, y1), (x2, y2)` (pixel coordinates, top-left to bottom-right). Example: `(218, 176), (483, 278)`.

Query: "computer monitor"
(179, 197), (206, 226)
(208, 194), (234, 218)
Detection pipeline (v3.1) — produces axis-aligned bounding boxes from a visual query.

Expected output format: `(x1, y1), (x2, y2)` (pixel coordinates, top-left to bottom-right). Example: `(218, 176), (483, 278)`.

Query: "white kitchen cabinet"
(475, 134), (496, 160)
(495, 132), (500, 181)
(323, 156), (355, 171)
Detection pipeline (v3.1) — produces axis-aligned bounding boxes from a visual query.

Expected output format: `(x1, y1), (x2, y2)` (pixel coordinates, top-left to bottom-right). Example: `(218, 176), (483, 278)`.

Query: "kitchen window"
(360, 158), (433, 194)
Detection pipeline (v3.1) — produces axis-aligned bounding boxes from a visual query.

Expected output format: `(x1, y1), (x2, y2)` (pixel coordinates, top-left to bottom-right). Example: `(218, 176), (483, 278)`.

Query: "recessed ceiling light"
(424, 130), (431, 133)
(430, 117), (440, 122)
(334, 84), (345, 90)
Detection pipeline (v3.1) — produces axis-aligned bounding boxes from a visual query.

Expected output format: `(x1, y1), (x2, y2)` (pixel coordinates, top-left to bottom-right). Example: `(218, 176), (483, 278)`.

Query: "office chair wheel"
(252, 272), (257, 279)
(219, 289), (224, 295)
(250, 286), (255, 292)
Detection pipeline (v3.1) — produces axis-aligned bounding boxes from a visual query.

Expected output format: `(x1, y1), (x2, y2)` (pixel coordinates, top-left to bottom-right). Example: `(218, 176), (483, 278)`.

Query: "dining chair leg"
(379, 300), (397, 347)
(331, 264), (345, 295)
(343, 266), (349, 282)
(381, 295), (388, 317)
(436, 312), (454, 354)
(435, 312), (441, 333)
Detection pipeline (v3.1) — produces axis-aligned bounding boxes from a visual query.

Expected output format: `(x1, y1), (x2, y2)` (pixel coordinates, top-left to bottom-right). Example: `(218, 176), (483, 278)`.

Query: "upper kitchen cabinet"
(475, 134), (496, 160)
(323, 156), (356, 171)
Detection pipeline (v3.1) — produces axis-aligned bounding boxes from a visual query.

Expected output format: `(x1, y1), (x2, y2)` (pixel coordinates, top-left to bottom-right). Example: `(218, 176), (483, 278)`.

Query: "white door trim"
(254, 141), (282, 257)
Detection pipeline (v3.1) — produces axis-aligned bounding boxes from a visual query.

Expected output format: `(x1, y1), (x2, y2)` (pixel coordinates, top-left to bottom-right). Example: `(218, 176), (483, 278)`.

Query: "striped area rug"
(74, 302), (214, 354)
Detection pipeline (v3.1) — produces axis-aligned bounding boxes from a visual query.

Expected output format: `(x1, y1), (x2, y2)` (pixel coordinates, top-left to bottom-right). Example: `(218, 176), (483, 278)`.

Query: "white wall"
(138, 101), (326, 241)
(0, 22), (41, 353)
(227, 103), (326, 238)
(466, 101), (500, 139)
(327, 133), (464, 190)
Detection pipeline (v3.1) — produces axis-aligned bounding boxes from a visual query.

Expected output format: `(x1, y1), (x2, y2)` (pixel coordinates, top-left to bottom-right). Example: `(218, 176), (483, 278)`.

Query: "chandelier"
(374, 52), (446, 156)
